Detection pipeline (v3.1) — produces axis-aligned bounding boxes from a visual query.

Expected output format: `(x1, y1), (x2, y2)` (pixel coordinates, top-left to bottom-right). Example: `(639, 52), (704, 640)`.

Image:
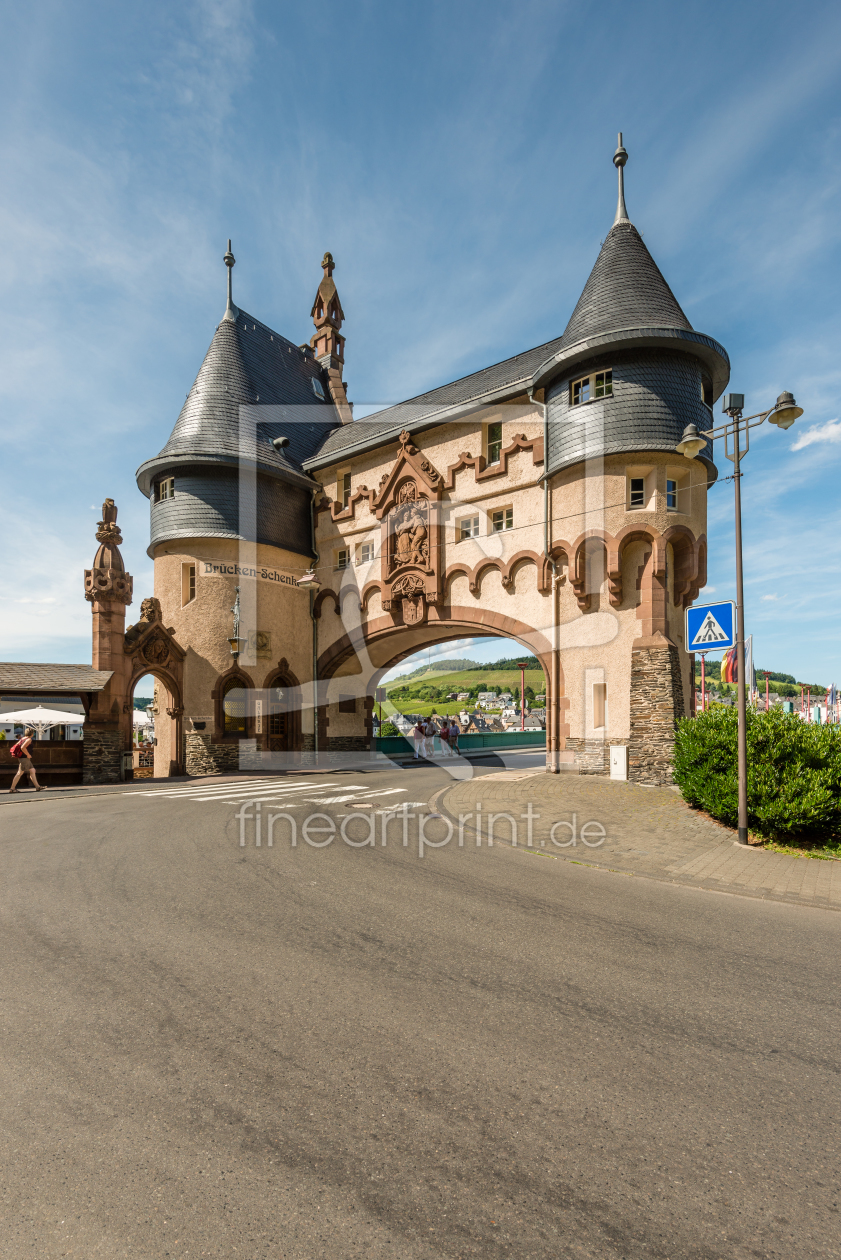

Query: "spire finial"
(223, 239), (238, 322)
(613, 132), (629, 225)
(321, 251), (335, 278)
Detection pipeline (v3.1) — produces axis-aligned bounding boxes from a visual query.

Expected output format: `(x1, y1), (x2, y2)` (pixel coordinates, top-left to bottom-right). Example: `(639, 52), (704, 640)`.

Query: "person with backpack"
(9, 728), (44, 792)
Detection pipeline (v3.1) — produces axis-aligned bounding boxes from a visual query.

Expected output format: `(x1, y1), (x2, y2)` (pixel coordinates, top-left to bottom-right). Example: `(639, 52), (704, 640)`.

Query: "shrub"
(378, 721), (401, 737)
(674, 707), (841, 839)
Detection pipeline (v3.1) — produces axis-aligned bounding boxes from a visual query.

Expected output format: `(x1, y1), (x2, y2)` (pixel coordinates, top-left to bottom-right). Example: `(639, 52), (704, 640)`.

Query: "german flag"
(721, 646), (738, 684)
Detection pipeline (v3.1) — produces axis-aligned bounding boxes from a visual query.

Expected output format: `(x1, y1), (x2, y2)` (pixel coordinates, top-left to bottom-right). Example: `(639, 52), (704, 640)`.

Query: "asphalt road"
(0, 758), (838, 1259)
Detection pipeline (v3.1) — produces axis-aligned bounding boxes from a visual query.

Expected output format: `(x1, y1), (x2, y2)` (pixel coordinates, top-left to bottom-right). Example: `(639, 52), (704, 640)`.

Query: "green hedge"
(674, 707), (841, 840)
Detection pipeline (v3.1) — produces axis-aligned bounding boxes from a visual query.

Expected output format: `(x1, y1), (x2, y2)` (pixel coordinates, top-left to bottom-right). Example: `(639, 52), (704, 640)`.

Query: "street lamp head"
(297, 569), (321, 590)
(676, 423), (707, 459)
(767, 391), (803, 431)
(721, 393), (745, 417)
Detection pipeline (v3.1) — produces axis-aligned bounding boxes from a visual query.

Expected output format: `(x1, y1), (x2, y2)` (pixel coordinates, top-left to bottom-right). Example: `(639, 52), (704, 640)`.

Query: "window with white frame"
(491, 507), (513, 532)
(181, 562), (196, 606)
(336, 549), (349, 570)
(570, 370), (612, 407)
(487, 421), (503, 465)
(458, 515), (480, 540)
(357, 541), (375, 565)
(628, 477), (645, 509)
(155, 477), (175, 503)
(339, 471), (351, 509)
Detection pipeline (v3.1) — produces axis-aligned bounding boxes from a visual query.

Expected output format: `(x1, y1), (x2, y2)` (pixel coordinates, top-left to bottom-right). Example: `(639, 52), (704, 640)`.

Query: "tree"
(524, 686), (535, 703)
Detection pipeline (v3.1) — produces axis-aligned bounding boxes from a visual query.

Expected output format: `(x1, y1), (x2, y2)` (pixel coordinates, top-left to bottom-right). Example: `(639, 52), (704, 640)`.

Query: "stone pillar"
(629, 640), (686, 785)
(83, 499), (133, 784)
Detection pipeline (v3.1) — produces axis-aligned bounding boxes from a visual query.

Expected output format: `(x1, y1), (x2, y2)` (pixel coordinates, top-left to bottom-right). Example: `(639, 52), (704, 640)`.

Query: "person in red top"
(9, 728), (44, 793)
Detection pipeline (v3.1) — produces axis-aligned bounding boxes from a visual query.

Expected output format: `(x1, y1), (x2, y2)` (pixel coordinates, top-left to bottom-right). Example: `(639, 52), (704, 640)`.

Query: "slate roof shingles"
(304, 334), (567, 467)
(137, 310), (342, 493)
(0, 664), (113, 692)
(304, 219), (706, 470)
(558, 220), (693, 349)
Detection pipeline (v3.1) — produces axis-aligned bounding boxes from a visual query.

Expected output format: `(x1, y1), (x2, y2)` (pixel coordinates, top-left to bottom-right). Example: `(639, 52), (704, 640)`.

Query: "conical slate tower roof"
(137, 305), (340, 497)
(532, 139), (729, 397)
(559, 219), (693, 350)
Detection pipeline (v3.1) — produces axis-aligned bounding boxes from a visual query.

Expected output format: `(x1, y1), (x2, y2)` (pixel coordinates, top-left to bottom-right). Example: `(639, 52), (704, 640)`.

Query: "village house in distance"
(12, 138), (728, 786)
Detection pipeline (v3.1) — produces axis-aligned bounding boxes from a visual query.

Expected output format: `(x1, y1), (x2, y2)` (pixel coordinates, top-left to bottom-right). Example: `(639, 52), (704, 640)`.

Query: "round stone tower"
(531, 135), (730, 779)
(135, 245), (345, 773)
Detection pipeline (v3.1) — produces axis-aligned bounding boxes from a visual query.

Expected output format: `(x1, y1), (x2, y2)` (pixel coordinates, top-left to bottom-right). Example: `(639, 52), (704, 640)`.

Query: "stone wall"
(82, 727), (123, 784)
(326, 736), (371, 753)
(185, 732), (241, 776)
(629, 644), (685, 785)
(564, 737), (608, 775)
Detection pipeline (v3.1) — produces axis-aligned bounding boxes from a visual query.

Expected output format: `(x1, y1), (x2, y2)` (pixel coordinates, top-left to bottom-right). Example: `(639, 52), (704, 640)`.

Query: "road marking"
(127, 779), (343, 799)
(128, 780), (411, 808)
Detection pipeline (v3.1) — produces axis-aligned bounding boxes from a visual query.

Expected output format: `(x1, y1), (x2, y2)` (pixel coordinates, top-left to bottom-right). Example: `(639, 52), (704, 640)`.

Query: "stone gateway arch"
(84, 142), (727, 785)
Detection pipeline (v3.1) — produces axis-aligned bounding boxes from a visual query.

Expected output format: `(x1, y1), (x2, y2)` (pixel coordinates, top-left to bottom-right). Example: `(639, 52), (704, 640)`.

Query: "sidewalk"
(438, 771), (841, 912)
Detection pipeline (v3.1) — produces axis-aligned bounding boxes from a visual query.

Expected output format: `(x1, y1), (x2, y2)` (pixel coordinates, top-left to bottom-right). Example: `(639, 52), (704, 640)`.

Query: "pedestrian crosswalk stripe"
(192, 783), (368, 802)
(125, 778), (341, 799)
(125, 778), (411, 807)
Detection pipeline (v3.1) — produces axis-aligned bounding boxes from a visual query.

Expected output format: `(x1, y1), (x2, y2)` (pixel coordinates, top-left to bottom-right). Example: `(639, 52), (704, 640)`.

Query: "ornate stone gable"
(124, 597), (187, 674)
(373, 431), (443, 625)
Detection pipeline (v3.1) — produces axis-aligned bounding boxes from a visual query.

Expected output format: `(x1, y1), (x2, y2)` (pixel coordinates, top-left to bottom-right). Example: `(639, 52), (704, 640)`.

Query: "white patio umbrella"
(132, 709), (152, 727)
(0, 705), (85, 736)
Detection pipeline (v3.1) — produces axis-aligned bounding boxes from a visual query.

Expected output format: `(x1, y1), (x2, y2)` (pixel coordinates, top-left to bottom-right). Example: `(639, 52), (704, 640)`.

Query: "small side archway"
(126, 665), (184, 778)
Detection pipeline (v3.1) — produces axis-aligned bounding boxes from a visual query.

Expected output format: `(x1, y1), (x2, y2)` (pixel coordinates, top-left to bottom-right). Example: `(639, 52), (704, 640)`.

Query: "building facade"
(83, 141), (727, 784)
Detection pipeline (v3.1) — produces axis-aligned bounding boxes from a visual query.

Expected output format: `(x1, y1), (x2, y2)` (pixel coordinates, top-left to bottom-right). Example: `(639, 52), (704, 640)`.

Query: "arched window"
(222, 676), (247, 736)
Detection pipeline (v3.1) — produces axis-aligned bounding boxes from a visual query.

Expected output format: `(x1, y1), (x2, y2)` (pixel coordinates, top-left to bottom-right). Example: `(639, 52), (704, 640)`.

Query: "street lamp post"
(677, 390), (803, 845)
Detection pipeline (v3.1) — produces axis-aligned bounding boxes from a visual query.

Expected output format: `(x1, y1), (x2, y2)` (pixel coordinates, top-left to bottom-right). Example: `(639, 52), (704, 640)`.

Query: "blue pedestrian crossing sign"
(685, 600), (736, 651)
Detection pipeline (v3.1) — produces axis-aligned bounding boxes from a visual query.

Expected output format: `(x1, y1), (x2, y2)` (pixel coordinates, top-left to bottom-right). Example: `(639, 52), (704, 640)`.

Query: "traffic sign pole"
(733, 416), (749, 845)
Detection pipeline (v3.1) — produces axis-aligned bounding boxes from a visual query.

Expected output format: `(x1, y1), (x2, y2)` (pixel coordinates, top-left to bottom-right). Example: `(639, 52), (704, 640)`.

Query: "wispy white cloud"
(791, 418), (841, 451)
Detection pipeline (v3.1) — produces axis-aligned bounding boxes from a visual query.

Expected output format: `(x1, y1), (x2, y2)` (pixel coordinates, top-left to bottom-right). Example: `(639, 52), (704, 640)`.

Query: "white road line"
(128, 780), (342, 799)
(185, 785), (373, 804)
(128, 780), (410, 808)
(207, 783), (369, 802)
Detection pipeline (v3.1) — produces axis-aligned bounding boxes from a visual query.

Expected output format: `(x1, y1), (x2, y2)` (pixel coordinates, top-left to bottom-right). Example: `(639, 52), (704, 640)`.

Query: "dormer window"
(571, 370), (612, 407)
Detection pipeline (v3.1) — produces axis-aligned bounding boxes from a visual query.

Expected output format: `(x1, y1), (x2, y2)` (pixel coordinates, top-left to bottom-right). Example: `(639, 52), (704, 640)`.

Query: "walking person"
(449, 719), (460, 759)
(9, 728), (44, 793)
(439, 717), (452, 758)
(412, 719), (425, 760)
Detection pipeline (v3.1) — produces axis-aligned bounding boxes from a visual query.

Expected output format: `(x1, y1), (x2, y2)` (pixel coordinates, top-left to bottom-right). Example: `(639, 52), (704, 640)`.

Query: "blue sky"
(1, 0), (840, 686)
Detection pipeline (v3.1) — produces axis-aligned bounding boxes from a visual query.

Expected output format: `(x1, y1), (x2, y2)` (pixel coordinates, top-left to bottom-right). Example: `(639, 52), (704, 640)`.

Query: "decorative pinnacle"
(223, 238), (238, 322)
(321, 251), (335, 277)
(613, 132), (629, 225)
